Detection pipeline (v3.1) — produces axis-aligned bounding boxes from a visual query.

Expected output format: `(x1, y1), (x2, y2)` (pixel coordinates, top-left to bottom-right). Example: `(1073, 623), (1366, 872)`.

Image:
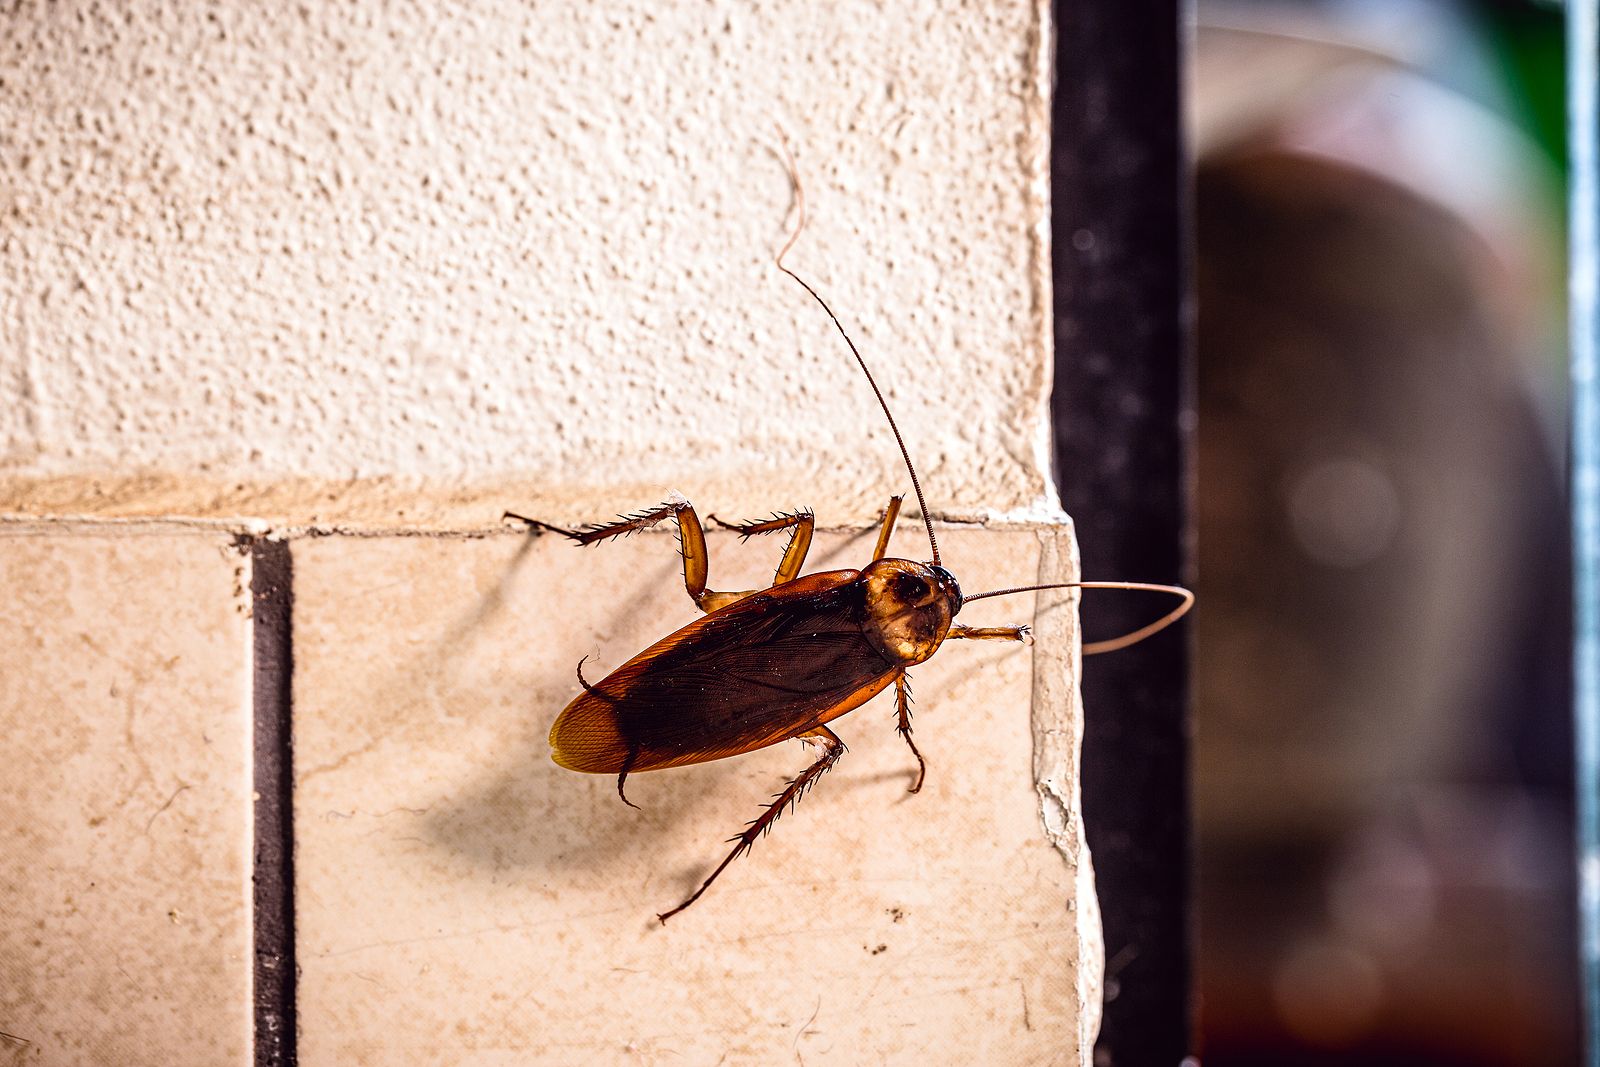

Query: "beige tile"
(0, 532), (253, 1066)
(294, 524), (1094, 1066)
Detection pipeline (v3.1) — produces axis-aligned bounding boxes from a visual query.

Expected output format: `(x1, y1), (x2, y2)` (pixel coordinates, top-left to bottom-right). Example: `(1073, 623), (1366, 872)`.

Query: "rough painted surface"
(0, 2), (1054, 528)
(0, 531), (253, 1066)
(291, 525), (1092, 1065)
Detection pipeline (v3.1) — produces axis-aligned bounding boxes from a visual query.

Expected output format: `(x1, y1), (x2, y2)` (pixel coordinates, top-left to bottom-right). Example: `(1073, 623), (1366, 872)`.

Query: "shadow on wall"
(1195, 11), (1575, 1066)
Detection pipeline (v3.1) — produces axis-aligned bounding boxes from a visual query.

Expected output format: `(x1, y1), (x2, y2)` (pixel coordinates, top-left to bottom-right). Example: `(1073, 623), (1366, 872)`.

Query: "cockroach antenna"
(770, 131), (942, 568)
(766, 135), (1191, 654)
(963, 580), (1195, 655)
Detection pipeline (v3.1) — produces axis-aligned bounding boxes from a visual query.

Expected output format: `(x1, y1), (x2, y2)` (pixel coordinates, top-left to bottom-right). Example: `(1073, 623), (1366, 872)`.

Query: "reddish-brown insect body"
(506, 149), (1192, 922)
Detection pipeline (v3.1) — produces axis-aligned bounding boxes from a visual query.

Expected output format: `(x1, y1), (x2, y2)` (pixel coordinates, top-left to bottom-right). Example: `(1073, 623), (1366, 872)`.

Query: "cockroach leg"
(502, 511), (582, 539)
(693, 589), (761, 613)
(707, 508), (815, 586)
(949, 623), (1032, 644)
(893, 673), (927, 793)
(568, 655), (640, 808)
(510, 499), (733, 616)
(706, 509), (810, 538)
(657, 726), (845, 924)
(505, 502), (689, 548)
(871, 495), (904, 563)
(617, 745), (642, 811)
(673, 499), (790, 614)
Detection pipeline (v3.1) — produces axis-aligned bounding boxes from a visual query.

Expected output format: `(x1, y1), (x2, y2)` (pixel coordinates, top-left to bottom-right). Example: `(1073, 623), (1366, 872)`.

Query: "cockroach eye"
(893, 573), (930, 602)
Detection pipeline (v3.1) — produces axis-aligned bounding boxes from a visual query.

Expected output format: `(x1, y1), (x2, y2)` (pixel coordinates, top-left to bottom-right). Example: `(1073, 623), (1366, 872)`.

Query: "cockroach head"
(860, 559), (961, 666)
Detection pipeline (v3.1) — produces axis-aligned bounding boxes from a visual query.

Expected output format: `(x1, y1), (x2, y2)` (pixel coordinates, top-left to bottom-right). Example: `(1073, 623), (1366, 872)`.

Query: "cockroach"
(506, 149), (1192, 923)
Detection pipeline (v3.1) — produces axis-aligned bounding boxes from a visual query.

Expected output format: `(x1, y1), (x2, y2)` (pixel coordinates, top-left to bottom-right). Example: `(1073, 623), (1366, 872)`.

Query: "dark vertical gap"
(246, 537), (296, 1067)
(1051, 2), (1193, 1065)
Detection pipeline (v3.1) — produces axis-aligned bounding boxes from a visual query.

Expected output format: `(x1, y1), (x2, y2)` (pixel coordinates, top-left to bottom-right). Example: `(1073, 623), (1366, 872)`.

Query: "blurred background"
(1191, 0), (1574, 1063)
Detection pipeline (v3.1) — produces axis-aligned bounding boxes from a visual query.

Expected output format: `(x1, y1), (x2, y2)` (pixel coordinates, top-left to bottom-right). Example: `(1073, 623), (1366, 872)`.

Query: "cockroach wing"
(549, 570), (900, 773)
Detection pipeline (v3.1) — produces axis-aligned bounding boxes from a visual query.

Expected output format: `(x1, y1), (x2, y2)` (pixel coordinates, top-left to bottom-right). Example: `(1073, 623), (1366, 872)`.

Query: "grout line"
(0, 514), (272, 534)
(247, 537), (297, 1067)
(0, 511), (1074, 539)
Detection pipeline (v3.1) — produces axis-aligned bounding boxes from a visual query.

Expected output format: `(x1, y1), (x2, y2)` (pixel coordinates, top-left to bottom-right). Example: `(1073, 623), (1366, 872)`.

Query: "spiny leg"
(506, 499), (729, 615)
(502, 511), (582, 539)
(894, 674), (926, 793)
(707, 508), (815, 585)
(949, 623), (1032, 644)
(505, 500), (704, 604)
(890, 627), (1029, 795)
(657, 725), (845, 923)
(504, 500), (690, 547)
(871, 495), (903, 562)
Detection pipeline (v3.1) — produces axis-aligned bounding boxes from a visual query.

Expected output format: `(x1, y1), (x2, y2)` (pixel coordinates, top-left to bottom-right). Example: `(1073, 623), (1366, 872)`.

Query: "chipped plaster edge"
(1030, 523), (1102, 1059)
(1023, 0), (1063, 522)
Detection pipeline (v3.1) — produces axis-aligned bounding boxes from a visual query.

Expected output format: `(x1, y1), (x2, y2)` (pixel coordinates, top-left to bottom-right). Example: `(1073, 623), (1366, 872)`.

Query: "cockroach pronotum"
(506, 145), (1192, 923)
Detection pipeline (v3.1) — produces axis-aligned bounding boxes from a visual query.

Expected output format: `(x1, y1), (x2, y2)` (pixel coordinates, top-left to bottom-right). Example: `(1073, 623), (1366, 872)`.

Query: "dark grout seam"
(245, 537), (297, 1067)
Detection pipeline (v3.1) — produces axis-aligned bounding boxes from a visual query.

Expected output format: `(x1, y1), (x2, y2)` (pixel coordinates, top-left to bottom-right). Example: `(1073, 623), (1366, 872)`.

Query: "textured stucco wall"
(1, 1), (1055, 529)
